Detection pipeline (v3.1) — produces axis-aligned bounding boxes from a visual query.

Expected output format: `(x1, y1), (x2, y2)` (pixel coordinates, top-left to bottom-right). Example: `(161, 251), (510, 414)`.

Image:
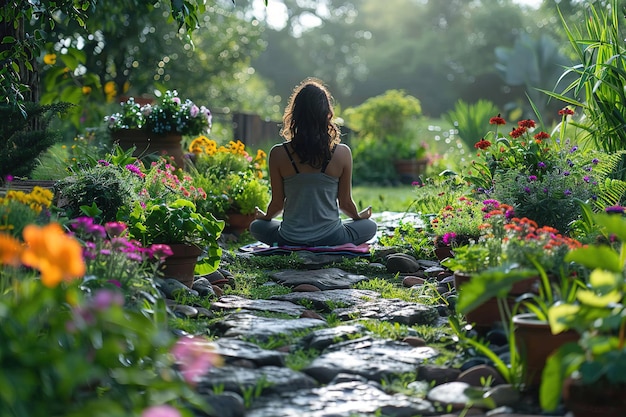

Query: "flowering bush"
(465, 109), (610, 233)
(443, 199), (581, 274)
(430, 196), (488, 246)
(0, 186), (55, 237)
(105, 90), (212, 136)
(0, 221), (221, 416)
(188, 136), (270, 218)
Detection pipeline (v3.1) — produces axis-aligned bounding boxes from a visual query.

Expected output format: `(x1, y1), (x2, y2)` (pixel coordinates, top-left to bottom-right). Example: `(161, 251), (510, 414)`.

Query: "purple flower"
(125, 164), (143, 177)
(4, 174), (13, 182)
(605, 206), (625, 214)
(570, 146), (578, 153)
(592, 158), (599, 164)
(537, 162), (546, 168)
(97, 160), (110, 166)
(567, 159), (574, 167)
(543, 188), (549, 193)
(442, 232), (457, 245)
(71, 217), (106, 239)
(105, 221), (127, 237)
(564, 189), (572, 196)
(190, 105), (199, 117)
(528, 175), (537, 182)
(583, 176), (590, 183)
(523, 186), (531, 193)
(585, 166), (593, 172)
(91, 289), (124, 311)
(563, 171), (570, 176)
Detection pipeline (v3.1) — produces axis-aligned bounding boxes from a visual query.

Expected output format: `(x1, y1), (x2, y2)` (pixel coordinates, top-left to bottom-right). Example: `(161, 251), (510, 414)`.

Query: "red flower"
(474, 138), (492, 150)
(510, 127), (526, 138)
(534, 131), (550, 140)
(518, 119), (536, 129)
(489, 114), (506, 125)
(558, 107), (575, 116)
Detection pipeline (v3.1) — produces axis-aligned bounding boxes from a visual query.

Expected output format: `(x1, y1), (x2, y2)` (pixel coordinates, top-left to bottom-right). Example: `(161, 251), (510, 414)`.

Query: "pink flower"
(91, 289), (125, 311)
(190, 105), (199, 117)
(172, 97), (181, 105)
(171, 336), (221, 386)
(105, 221), (127, 238)
(141, 405), (181, 417)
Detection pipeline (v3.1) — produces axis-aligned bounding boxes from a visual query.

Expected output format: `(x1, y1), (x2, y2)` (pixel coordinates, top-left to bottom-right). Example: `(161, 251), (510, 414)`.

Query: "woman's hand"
(254, 206), (268, 220)
(358, 206), (372, 219)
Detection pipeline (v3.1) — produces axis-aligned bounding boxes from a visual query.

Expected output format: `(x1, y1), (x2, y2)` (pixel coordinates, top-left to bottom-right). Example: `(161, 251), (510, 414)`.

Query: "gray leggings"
(249, 218), (377, 247)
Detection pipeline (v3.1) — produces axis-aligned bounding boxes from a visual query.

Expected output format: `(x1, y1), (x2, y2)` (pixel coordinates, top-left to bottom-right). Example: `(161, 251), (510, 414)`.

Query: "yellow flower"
(104, 81), (117, 102)
(82, 86), (92, 95)
(0, 233), (22, 267)
(43, 53), (57, 65)
(21, 223), (85, 288)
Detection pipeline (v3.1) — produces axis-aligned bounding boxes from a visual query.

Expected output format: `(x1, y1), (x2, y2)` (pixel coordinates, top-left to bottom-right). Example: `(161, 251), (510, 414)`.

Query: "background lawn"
(352, 185), (418, 213)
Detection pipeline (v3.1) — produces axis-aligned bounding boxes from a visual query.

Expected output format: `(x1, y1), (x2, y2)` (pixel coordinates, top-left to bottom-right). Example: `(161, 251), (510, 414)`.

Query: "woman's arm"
(255, 145), (285, 220)
(337, 145), (372, 220)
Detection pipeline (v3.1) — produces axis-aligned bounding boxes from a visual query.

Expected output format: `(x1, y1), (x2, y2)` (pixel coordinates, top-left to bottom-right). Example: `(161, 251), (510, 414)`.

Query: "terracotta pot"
(512, 313), (579, 388)
(393, 158), (428, 183)
(111, 129), (185, 168)
(226, 212), (255, 234)
(454, 272), (508, 333)
(434, 246), (454, 261)
(563, 377), (626, 417)
(159, 243), (202, 288)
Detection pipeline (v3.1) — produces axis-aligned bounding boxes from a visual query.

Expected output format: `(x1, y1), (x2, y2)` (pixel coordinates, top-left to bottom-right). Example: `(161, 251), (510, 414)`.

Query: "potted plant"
(120, 198), (224, 287)
(104, 90), (212, 168)
(343, 89), (426, 184)
(541, 211), (626, 416)
(187, 136), (269, 232)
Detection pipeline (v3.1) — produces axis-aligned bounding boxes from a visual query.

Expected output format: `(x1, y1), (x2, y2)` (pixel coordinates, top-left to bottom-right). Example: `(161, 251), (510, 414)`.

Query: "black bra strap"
(283, 143), (299, 174)
(321, 144), (338, 173)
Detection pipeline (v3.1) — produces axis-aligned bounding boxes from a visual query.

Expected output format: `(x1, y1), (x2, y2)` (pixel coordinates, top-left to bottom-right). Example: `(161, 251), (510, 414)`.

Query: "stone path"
(155, 214), (568, 417)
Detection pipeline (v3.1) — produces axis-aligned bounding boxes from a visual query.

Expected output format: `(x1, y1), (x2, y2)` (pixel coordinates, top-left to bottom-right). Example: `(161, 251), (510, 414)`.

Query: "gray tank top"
(278, 144), (342, 244)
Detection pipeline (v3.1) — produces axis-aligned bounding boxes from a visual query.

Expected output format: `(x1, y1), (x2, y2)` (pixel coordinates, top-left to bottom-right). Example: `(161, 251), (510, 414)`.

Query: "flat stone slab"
(269, 267), (370, 290)
(198, 364), (317, 396)
(334, 298), (440, 326)
(212, 338), (286, 367)
(211, 295), (306, 316)
(246, 380), (437, 417)
(215, 312), (327, 343)
(299, 324), (369, 351)
(304, 337), (439, 384)
(271, 288), (380, 312)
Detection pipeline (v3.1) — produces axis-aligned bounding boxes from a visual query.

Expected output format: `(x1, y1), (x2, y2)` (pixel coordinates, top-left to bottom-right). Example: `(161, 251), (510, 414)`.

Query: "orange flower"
(0, 233), (22, 266)
(21, 223), (85, 287)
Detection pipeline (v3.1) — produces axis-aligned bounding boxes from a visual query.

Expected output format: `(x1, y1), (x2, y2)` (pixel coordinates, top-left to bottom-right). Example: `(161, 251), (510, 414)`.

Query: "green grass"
(352, 185), (417, 213)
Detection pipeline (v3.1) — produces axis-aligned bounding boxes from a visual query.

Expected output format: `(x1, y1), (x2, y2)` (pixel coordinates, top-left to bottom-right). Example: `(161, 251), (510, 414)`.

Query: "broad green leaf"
(576, 289), (621, 307)
(565, 246), (621, 272)
(548, 303), (580, 334)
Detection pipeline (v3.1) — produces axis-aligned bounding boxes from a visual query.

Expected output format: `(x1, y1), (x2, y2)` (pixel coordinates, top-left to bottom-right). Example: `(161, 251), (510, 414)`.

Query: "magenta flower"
(605, 206), (625, 214)
(442, 232), (457, 245)
(538, 162), (546, 168)
(171, 336), (221, 386)
(150, 243), (174, 260)
(105, 221), (127, 238)
(91, 289), (125, 311)
(528, 175), (537, 182)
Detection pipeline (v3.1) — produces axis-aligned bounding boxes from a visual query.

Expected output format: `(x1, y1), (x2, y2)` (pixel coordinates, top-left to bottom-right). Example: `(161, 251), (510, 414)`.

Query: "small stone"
(212, 285), (224, 297)
(300, 310), (325, 320)
(417, 365), (461, 386)
(403, 336), (427, 347)
(403, 276), (426, 287)
(293, 283), (321, 292)
(385, 253), (421, 273)
(483, 384), (521, 407)
(457, 364), (506, 387)
(170, 304), (198, 318)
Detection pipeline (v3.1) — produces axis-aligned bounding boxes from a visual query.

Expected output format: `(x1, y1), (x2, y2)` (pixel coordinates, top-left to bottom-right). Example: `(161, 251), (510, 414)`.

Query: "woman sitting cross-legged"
(249, 78), (377, 247)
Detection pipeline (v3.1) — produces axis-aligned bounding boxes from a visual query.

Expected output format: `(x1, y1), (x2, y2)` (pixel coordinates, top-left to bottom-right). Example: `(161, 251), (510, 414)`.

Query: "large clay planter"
(393, 158), (428, 184)
(453, 272), (539, 334)
(226, 212), (255, 234)
(112, 129), (185, 168)
(563, 377), (626, 417)
(159, 243), (202, 288)
(512, 313), (579, 388)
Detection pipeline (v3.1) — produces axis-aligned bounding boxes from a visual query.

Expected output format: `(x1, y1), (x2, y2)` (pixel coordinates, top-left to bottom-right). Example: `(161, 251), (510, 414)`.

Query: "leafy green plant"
(541, 211), (626, 411)
(120, 199), (224, 274)
(443, 99), (499, 151)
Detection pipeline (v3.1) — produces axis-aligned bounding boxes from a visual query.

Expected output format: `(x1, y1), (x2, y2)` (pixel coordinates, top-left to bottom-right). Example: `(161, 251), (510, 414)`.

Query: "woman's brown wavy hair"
(280, 78), (341, 169)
